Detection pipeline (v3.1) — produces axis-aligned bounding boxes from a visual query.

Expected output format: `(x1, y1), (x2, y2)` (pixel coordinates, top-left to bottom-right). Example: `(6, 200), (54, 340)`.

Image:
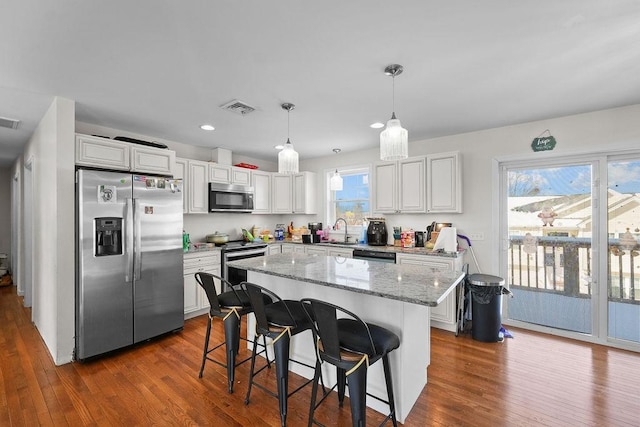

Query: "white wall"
(0, 168), (11, 265)
(299, 104), (640, 274)
(20, 97), (75, 365)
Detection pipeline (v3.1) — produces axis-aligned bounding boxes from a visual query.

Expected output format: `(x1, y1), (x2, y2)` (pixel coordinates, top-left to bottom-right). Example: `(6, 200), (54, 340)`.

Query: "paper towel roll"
(433, 227), (457, 252)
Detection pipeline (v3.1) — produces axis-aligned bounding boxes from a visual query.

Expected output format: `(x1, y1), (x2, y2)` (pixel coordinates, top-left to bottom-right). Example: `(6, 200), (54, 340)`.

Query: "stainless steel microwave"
(209, 183), (254, 212)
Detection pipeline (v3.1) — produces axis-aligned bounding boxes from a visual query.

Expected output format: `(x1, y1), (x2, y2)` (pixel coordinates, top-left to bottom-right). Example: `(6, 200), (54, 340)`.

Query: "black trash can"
(468, 274), (507, 342)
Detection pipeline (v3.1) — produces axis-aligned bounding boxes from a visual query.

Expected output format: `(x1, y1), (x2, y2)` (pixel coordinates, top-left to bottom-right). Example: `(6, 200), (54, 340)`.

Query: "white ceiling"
(2, 1), (640, 167)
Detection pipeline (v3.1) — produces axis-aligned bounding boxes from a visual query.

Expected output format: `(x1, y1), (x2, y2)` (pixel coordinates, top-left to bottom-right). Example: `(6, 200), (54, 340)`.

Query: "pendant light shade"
(330, 171), (343, 191)
(329, 149), (343, 191)
(380, 64), (408, 161)
(278, 103), (299, 174)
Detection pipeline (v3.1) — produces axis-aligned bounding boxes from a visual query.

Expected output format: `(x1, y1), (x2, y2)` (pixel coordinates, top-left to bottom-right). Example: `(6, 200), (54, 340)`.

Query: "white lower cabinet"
(183, 251), (220, 319)
(305, 246), (328, 256)
(267, 244), (281, 255)
(281, 243), (305, 253)
(395, 253), (463, 332)
(327, 247), (353, 258)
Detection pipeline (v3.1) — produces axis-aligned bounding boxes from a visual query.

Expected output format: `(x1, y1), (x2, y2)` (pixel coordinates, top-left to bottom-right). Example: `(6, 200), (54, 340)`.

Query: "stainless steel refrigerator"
(76, 169), (184, 360)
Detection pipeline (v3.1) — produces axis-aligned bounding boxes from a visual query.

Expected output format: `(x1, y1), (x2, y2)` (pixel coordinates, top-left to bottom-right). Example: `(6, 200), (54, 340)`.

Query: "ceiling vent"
(0, 116), (20, 130)
(220, 99), (256, 116)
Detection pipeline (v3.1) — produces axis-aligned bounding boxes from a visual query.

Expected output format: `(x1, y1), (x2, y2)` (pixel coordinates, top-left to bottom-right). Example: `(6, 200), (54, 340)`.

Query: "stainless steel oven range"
(221, 240), (268, 289)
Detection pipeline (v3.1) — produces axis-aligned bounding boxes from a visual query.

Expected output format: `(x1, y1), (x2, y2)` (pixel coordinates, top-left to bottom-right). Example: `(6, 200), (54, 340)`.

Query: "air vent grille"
(0, 116), (20, 130)
(220, 99), (256, 115)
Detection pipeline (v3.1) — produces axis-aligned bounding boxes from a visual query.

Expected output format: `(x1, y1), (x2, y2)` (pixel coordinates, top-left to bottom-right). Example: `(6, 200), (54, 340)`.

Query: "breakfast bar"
(228, 252), (466, 423)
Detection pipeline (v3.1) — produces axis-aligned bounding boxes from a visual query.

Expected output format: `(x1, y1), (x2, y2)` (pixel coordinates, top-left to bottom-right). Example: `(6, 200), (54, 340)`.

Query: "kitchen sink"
(327, 241), (358, 245)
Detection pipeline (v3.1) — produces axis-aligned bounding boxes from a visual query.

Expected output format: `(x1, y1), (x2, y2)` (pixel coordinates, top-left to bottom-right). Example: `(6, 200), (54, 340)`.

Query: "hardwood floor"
(1, 285), (639, 426)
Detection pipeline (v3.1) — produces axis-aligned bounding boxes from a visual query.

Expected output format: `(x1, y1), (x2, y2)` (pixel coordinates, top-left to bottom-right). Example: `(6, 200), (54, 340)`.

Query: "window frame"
(325, 164), (371, 232)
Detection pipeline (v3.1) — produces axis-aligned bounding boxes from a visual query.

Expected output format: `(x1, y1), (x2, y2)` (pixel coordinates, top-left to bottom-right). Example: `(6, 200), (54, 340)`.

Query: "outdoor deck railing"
(508, 235), (639, 304)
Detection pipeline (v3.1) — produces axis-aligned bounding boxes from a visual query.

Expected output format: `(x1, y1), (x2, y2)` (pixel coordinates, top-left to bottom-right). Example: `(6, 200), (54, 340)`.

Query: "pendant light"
(329, 148), (343, 191)
(278, 103), (299, 174)
(380, 64), (408, 161)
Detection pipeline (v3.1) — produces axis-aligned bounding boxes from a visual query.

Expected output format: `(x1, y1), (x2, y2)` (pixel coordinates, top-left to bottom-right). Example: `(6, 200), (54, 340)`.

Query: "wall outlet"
(468, 232), (485, 241)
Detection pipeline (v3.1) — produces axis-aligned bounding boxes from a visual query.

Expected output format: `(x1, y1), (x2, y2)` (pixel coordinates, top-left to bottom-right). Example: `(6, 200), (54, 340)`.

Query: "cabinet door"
(281, 243), (304, 253)
(131, 146), (175, 175)
(305, 246), (327, 256)
(174, 158), (188, 214)
(252, 170), (272, 214)
(327, 247), (353, 258)
(189, 160), (209, 213)
(76, 135), (130, 170)
(427, 151), (462, 213)
(293, 172), (316, 214)
(231, 167), (251, 185)
(268, 244), (281, 255)
(271, 174), (293, 213)
(209, 164), (231, 183)
(398, 157), (426, 212)
(373, 162), (397, 213)
(183, 269), (201, 315)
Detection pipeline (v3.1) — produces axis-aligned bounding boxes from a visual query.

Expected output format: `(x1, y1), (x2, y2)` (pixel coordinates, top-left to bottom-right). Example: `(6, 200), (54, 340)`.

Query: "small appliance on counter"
(366, 218), (388, 246)
(308, 222), (323, 243)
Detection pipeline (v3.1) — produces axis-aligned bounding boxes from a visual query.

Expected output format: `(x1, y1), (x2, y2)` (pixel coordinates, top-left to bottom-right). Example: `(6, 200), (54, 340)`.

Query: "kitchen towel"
(433, 227), (457, 252)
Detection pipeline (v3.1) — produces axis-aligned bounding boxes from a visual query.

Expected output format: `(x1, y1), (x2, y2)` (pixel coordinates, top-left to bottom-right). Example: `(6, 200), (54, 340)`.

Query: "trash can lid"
(467, 273), (505, 287)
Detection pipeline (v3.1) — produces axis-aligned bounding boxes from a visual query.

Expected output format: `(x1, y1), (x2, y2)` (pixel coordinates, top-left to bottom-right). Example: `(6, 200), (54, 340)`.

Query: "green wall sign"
(531, 136), (557, 152)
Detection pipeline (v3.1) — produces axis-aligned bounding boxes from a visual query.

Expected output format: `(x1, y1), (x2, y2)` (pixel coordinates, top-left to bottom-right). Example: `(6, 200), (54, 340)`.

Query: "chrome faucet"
(334, 218), (348, 243)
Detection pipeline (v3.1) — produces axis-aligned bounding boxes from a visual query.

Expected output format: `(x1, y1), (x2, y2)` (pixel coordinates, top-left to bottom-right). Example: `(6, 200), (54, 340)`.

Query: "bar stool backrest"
(195, 272), (244, 314)
(302, 298), (376, 364)
(241, 282), (297, 334)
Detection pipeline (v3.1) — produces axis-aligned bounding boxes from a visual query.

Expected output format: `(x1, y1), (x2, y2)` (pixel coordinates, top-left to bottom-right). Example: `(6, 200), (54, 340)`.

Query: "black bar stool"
(302, 298), (400, 427)
(195, 272), (271, 393)
(242, 282), (318, 427)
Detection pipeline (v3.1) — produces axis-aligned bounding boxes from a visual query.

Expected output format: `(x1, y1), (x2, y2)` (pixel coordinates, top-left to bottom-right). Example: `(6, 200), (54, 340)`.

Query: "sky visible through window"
(509, 161), (640, 196)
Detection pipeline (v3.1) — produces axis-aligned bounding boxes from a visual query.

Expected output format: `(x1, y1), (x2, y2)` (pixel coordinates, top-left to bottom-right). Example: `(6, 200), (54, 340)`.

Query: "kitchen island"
(227, 252), (466, 423)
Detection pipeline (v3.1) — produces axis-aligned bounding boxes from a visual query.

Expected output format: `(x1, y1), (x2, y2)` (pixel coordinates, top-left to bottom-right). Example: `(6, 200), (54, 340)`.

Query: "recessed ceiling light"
(200, 124), (215, 131)
(370, 122), (384, 129)
(274, 144), (284, 150)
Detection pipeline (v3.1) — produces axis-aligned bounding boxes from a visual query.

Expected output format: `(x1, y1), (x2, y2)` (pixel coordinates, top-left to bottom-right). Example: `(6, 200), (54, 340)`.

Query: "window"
(327, 167), (370, 228)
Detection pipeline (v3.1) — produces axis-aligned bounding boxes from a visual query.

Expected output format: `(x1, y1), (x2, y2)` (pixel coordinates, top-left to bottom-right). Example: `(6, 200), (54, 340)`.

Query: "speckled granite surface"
(227, 252), (465, 307)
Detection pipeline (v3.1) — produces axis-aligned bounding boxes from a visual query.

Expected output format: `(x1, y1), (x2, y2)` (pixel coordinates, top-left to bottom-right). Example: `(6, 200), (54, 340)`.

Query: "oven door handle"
(225, 248), (267, 259)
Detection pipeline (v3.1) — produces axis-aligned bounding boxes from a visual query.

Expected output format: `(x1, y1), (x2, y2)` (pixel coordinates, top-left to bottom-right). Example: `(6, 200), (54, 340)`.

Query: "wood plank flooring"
(1, 285), (639, 426)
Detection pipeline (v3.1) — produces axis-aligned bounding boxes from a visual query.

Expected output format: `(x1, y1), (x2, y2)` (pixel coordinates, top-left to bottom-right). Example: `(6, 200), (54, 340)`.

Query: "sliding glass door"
(501, 154), (640, 349)
(504, 163), (594, 334)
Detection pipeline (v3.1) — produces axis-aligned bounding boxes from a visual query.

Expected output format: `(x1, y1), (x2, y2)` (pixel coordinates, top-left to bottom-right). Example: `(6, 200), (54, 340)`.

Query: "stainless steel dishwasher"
(352, 248), (396, 263)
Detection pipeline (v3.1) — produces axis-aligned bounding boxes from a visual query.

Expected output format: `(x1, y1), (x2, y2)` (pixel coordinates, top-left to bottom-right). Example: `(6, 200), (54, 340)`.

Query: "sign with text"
(531, 136), (557, 152)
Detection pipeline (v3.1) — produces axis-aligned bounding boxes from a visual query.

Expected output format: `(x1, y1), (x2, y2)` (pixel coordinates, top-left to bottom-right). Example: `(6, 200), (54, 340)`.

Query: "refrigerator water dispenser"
(95, 217), (123, 256)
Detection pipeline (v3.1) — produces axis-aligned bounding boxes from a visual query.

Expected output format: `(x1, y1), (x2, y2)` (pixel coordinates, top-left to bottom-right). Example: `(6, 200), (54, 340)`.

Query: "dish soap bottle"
(182, 230), (190, 252)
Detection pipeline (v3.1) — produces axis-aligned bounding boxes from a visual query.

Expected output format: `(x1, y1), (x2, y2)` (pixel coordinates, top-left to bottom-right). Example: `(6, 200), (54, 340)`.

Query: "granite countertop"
(277, 240), (464, 258)
(227, 252), (466, 307)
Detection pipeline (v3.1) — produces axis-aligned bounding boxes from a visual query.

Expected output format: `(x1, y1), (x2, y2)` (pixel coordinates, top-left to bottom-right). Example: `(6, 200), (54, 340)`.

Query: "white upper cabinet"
(188, 159), (209, 214)
(208, 163), (252, 185)
(75, 134), (175, 176)
(231, 167), (252, 186)
(373, 156), (425, 214)
(208, 164), (232, 183)
(293, 171), (316, 214)
(251, 170), (272, 214)
(271, 174), (293, 214)
(426, 151), (462, 213)
(75, 134), (130, 171)
(131, 146), (175, 175)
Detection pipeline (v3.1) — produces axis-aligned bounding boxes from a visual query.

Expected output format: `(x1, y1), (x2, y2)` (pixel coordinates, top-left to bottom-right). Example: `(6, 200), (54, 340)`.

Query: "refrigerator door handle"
(134, 199), (142, 281)
(125, 198), (134, 283)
